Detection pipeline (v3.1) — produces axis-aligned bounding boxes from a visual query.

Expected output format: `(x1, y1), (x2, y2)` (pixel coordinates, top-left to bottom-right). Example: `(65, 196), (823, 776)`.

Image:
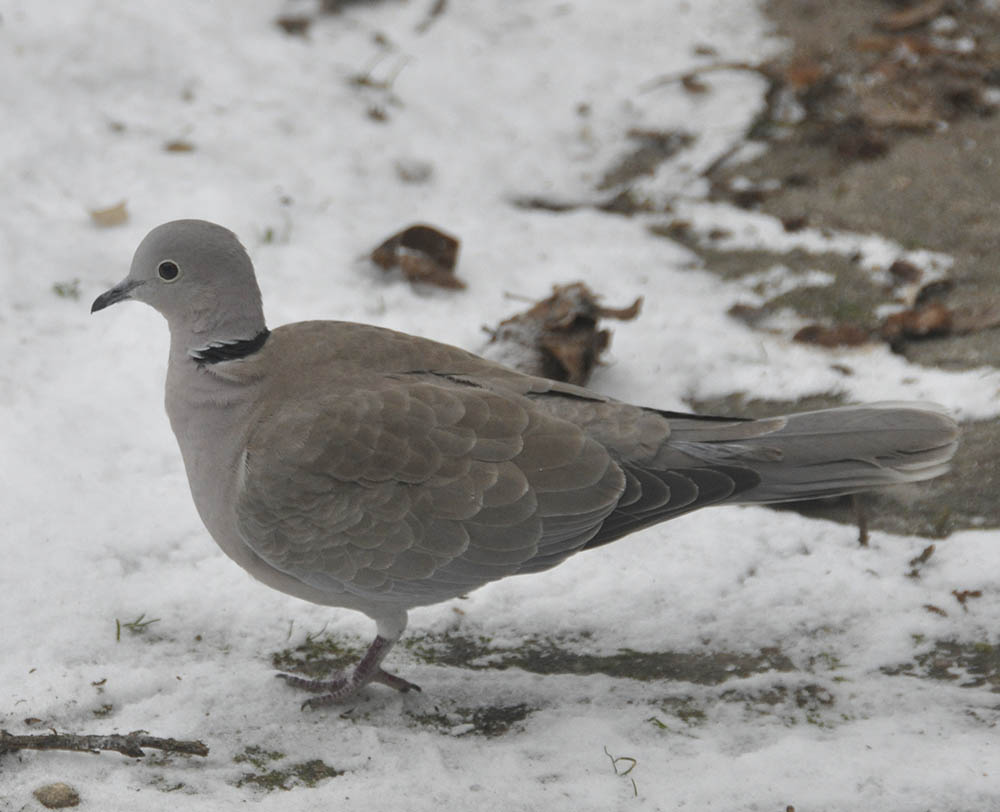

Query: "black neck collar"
(190, 329), (270, 365)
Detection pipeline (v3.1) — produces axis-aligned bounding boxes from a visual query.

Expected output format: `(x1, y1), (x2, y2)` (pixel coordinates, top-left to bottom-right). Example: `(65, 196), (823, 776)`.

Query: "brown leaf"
(397, 252), (465, 289)
(793, 323), (871, 348)
(484, 283), (642, 385)
(370, 224), (464, 289)
(880, 301), (952, 342)
(540, 330), (611, 384)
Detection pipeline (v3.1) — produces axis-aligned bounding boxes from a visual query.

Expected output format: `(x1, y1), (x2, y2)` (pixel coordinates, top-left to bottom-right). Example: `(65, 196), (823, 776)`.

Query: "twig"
(0, 730), (209, 759)
(416, 0), (447, 33)
(640, 61), (765, 93)
(116, 613), (160, 641)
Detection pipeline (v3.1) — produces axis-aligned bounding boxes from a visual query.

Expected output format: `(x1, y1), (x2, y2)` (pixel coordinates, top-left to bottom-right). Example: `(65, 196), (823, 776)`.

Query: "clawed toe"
(276, 634), (419, 707)
(278, 668), (421, 707)
(275, 672), (349, 694)
(372, 667), (421, 693)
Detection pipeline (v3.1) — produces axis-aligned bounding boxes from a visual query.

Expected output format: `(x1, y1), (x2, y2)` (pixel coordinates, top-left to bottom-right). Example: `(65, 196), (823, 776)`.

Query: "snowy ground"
(2, 1), (999, 810)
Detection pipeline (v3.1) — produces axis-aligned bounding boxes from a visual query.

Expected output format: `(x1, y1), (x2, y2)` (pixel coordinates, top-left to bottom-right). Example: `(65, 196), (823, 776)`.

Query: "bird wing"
(234, 375), (626, 605)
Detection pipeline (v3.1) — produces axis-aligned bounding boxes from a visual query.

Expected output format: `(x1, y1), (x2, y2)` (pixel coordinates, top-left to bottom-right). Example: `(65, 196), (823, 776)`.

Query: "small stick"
(640, 61), (765, 93)
(416, 0), (447, 33)
(0, 730), (209, 759)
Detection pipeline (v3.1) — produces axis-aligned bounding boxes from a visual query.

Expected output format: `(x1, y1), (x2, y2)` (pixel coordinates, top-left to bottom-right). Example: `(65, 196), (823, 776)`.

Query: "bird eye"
(157, 260), (180, 282)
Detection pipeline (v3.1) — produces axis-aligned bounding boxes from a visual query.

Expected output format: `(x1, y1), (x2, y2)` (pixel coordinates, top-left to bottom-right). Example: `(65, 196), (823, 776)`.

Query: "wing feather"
(235, 378), (626, 606)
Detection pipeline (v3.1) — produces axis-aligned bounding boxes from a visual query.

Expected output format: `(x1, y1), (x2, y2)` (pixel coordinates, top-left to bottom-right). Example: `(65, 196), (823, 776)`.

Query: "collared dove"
(92, 219), (959, 707)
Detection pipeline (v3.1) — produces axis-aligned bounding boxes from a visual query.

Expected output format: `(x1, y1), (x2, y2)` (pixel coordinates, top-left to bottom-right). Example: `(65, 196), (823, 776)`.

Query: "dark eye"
(157, 260), (180, 282)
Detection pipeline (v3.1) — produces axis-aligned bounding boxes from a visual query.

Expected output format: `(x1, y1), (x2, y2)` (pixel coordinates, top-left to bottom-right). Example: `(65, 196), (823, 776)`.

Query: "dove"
(92, 219), (959, 706)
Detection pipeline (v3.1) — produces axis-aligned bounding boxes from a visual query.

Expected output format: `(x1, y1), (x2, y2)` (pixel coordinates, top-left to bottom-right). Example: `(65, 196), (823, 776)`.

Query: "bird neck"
(187, 330), (271, 364)
(168, 298), (268, 365)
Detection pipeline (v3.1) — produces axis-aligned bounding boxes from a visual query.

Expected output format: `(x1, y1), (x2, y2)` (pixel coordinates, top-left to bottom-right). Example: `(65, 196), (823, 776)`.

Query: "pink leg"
(276, 635), (420, 708)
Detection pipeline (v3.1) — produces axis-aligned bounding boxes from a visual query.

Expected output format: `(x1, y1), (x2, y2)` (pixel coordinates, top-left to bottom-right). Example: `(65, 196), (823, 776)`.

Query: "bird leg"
(277, 634), (421, 708)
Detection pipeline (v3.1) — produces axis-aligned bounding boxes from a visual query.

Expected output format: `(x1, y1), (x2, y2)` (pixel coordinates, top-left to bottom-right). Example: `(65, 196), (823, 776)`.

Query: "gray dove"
(92, 219), (959, 707)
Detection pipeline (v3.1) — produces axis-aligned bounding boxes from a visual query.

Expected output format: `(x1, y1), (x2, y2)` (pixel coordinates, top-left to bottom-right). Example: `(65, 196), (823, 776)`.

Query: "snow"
(2, 1), (998, 810)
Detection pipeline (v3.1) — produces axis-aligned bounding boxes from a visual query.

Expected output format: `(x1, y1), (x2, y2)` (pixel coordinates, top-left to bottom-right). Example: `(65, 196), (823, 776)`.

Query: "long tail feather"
(672, 402), (959, 504)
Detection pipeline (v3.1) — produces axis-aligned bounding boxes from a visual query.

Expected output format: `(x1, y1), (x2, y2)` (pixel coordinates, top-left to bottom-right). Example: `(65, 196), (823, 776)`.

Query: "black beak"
(91, 279), (142, 313)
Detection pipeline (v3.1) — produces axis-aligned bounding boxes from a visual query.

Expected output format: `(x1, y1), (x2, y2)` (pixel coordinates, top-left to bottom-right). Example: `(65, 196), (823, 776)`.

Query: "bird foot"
(275, 671), (349, 694)
(276, 634), (420, 708)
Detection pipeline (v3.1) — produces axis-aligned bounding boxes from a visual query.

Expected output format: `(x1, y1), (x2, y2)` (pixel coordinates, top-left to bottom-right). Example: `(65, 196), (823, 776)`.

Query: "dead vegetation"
(370, 223), (464, 289)
(482, 283), (642, 385)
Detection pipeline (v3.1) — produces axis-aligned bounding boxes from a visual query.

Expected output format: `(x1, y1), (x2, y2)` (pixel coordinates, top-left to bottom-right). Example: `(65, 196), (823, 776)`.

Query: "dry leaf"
(793, 323), (871, 348)
(880, 301), (953, 342)
(371, 224), (464, 289)
(483, 283), (642, 385)
(89, 201), (129, 228)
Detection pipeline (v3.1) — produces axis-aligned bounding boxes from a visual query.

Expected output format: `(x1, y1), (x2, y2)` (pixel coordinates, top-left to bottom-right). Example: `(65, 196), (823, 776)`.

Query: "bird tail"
(667, 402), (959, 504)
